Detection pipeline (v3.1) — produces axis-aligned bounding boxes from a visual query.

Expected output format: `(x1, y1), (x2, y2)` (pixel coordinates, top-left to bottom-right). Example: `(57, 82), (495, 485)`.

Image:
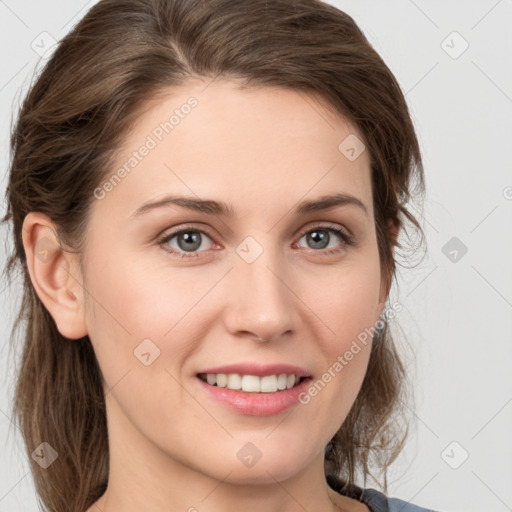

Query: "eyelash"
(157, 223), (355, 259)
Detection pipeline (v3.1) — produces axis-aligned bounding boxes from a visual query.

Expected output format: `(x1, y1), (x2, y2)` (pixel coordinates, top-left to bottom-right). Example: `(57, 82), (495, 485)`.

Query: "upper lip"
(197, 363), (312, 378)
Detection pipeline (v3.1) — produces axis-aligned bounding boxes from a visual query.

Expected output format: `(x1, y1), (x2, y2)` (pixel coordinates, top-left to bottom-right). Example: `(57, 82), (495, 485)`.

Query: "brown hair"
(2, 0), (424, 510)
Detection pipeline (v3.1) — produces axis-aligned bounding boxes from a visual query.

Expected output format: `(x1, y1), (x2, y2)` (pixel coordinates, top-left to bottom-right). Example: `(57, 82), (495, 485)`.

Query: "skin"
(22, 79), (393, 512)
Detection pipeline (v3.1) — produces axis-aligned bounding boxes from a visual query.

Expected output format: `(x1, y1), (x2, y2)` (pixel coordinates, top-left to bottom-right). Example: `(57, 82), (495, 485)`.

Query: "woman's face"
(80, 79), (387, 485)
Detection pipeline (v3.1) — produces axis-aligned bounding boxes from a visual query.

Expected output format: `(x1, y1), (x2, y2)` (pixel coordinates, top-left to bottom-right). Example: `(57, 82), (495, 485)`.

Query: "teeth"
(201, 373), (303, 393)
(242, 375), (260, 392)
(227, 373), (242, 390)
(260, 375), (277, 392)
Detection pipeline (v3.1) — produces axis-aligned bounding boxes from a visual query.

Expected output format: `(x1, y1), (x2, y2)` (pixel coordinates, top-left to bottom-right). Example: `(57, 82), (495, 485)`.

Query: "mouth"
(195, 363), (313, 415)
(197, 372), (310, 393)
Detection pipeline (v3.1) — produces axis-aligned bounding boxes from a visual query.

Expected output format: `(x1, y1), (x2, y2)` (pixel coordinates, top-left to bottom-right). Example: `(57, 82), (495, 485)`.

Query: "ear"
(378, 218), (400, 312)
(21, 212), (88, 340)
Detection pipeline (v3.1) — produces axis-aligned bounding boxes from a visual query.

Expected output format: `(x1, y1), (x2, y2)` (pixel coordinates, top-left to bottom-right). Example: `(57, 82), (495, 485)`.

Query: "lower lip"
(196, 376), (312, 416)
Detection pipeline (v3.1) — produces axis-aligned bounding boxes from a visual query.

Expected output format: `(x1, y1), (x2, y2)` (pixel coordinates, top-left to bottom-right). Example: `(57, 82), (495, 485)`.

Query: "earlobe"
(21, 212), (88, 340)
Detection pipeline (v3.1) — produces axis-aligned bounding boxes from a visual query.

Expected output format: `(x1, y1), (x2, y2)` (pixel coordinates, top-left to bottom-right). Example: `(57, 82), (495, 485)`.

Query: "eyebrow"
(130, 192), (368, 218)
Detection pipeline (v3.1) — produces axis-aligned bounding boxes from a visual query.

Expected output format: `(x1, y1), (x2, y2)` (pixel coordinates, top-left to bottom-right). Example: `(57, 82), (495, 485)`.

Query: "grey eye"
(176, 231), (203, 251)
(164, 230), (213, 253)
(298, 229), (343, 251)
(305, 230), (330, 249)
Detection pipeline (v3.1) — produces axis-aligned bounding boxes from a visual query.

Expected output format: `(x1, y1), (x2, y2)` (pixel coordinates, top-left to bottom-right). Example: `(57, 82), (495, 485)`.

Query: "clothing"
(359, 488), (440, 512)
(327, 475), (440, 512)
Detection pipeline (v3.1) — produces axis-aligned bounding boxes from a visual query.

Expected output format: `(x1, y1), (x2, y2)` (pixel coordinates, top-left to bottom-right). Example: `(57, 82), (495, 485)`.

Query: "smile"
(197, 373), (307, 393)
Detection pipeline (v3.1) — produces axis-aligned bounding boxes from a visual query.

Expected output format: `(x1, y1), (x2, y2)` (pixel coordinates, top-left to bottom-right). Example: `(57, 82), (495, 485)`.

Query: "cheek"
(82, 245), (224, 383)
(84, 243), (204, 336)
(298, 249), (382, 399)
(302, 250), (382, 347)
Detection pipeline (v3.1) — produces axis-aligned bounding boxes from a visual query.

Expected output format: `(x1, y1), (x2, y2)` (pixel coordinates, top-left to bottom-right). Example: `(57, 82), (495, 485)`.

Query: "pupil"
(178, 231), (201, 251)
(308, 230), (329, 249)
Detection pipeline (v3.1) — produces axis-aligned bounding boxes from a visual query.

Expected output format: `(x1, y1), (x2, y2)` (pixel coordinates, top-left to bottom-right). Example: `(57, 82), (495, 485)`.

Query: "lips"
(195, 363), (313, 416)
(198, 363), (312, 378)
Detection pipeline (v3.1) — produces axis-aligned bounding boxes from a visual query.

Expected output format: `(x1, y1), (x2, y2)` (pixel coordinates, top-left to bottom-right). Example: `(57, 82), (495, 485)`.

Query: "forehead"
(92, 79), (372, 222)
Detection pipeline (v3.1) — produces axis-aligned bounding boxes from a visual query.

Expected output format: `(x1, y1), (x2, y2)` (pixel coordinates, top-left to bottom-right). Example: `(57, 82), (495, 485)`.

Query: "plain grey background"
(1, 1), (511, 511)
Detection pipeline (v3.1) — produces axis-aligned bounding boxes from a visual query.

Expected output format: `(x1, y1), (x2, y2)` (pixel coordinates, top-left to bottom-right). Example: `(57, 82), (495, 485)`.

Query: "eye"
(157, 223), (354, 259)
(158, 228), (215, 258)
(295, 224), (354, 254)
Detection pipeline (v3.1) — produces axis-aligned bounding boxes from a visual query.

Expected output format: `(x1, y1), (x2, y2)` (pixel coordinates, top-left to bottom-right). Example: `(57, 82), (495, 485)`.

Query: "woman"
(3, 0), (436, 511)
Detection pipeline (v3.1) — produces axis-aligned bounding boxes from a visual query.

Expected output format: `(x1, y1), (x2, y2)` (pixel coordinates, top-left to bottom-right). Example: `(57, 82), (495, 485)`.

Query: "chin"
(214, 460), (307, 486)
(189, 437), (320, 485)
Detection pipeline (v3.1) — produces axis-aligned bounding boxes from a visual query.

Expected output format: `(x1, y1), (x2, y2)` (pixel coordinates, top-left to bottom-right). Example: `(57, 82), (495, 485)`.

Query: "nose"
(222, 247), (297, 343)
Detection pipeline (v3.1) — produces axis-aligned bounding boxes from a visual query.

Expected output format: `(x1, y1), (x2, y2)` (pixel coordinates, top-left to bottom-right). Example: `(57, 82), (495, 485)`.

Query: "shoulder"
(326, 475), (441, 512)
(360, 488), (441, 512)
